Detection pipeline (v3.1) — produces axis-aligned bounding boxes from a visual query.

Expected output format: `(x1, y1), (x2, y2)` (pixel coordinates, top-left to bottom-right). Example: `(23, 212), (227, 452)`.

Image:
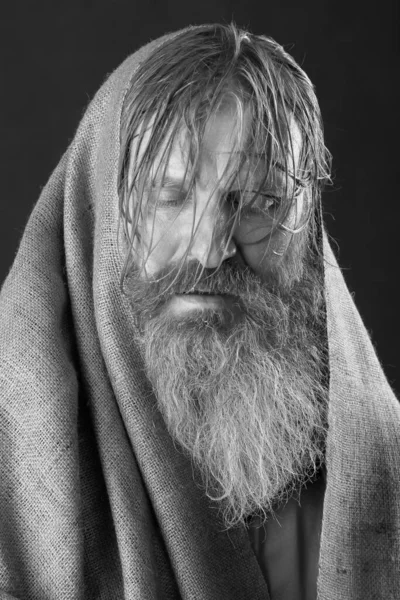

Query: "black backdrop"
(1, 0), (399, 393)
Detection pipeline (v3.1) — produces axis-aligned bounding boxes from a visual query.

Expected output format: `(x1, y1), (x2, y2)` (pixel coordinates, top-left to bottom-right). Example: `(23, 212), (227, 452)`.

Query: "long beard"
(128, 243), (329, 529)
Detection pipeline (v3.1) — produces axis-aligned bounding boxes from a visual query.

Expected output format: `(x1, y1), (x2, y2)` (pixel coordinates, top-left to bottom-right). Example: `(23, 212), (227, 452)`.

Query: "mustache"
(128, 259), (266, 311)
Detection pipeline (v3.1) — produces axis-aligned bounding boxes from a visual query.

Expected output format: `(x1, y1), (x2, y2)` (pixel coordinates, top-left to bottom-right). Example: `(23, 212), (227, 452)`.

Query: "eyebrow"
(249, 153), (308, 188)
(149, 147), (309, 191)
(274, 162), (308, 188)
(150, 175), (189, 188)
(151, 175), (280, 191)
(151, 170), (305, 193)
(217, 152), (308, 188)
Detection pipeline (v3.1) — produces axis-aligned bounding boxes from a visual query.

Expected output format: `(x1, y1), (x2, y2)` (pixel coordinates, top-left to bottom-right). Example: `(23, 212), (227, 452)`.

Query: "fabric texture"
(1, 26), (399, 600)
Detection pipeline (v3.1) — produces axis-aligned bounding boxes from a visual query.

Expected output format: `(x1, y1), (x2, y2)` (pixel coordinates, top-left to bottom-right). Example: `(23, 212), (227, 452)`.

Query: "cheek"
(134, 214), (185, 277)
(237, 195), (305, 278)
(238, 229), (293, 278)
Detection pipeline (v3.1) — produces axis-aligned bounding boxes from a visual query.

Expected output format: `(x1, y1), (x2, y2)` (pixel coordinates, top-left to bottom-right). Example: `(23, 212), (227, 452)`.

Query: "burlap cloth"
(1, 27), (399, 600)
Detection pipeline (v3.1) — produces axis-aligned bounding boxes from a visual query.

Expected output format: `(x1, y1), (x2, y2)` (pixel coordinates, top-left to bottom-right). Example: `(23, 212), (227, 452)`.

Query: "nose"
(187, 200), (237, 269)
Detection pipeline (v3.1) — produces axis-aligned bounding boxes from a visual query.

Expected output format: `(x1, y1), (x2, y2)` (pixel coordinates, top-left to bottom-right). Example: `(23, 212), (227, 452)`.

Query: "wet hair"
(118, 23), (331, 286)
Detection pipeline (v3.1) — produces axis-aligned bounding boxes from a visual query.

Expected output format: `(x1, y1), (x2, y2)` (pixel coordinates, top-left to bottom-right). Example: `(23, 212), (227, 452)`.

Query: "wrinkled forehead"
(128, 100), (304, 189)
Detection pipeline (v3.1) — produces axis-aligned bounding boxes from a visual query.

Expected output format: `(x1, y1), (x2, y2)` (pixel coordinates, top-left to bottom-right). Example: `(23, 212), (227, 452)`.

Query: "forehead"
(128, 100), (303, 188)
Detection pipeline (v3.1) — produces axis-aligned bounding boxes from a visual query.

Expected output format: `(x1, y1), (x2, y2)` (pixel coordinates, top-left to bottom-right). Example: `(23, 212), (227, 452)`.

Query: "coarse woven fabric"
(0, 25), (399, 600)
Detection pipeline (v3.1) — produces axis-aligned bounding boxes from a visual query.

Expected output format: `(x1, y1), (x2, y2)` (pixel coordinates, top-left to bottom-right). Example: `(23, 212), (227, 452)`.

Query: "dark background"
(1, 1), (399, 393)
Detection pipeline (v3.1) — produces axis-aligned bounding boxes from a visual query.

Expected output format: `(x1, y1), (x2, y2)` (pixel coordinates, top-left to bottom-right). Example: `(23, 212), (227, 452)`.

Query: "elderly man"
(0, 23), (399, 600)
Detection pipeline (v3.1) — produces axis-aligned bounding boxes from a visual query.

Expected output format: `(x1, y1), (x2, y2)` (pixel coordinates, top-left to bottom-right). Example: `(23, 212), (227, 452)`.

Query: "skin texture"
(129, 100), (310, 315)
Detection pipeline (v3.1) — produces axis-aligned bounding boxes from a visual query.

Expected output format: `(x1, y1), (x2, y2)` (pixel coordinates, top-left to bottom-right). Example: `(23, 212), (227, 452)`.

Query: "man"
(0, 23), (399, 600)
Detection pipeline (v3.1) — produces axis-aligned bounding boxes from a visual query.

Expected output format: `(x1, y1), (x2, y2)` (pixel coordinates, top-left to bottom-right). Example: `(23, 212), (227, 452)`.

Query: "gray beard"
(129, 243), (329, 529)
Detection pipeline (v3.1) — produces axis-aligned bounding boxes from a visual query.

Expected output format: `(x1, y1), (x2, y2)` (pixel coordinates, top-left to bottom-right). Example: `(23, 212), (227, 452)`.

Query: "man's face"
(129, 100), (308, 320)
(125, 100), (327, 528)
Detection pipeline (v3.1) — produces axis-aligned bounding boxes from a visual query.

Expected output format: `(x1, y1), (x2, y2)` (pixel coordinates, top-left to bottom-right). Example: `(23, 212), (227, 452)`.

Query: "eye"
(149, 187), (193, 208)
(226, 190), (281, 216)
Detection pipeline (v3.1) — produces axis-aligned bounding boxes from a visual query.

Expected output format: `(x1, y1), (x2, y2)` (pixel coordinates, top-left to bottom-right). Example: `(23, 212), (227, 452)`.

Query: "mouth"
(166, 292), (243, 322)
(182, 291), (217, 296)
(180, 288), (226, 296)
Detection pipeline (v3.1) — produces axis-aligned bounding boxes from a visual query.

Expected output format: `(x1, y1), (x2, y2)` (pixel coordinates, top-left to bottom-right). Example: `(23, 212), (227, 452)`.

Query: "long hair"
(118, 23), (331, 289)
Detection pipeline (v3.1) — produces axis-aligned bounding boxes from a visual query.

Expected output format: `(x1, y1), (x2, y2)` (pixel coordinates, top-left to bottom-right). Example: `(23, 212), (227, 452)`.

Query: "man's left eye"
(228, 191), (280, 214)
(248, 193), (280, 211)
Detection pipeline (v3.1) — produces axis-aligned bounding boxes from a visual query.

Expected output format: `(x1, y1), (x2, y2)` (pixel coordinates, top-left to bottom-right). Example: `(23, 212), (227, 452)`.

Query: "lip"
(169, 293), (231, 311)
(167, 293), (242, 322)
(176, 293), (226, 303)
(181, 290), (217, 295)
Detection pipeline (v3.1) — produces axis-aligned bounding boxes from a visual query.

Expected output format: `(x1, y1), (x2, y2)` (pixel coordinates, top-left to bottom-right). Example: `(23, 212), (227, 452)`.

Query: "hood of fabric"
(1, 25), (399, 600)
